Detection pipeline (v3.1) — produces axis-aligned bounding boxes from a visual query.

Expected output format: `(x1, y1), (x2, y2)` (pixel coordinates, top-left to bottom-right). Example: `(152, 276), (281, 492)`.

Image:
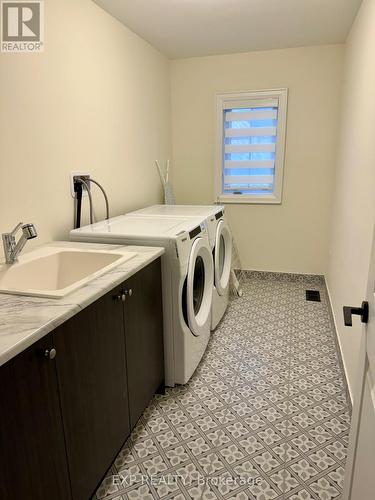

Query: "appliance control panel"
(175, 223), (207, 265)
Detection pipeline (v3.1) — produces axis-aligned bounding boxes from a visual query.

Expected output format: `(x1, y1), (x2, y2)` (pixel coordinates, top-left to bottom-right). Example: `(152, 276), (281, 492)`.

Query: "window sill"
(217, 195), (282, 205)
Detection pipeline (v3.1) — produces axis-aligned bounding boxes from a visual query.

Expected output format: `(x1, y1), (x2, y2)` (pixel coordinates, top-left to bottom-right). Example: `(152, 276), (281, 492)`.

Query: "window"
(215, 89), (288, 204)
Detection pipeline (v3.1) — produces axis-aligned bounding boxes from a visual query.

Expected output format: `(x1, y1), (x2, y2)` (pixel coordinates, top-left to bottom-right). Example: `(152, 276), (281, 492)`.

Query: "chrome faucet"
(2, 223), (38, 264)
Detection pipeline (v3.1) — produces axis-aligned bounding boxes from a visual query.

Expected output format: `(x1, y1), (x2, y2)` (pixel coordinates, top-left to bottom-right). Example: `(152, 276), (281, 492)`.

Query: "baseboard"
(324, 277), (354, 409)
(236, 268), (325, 285)
(239, 267), (325, 277)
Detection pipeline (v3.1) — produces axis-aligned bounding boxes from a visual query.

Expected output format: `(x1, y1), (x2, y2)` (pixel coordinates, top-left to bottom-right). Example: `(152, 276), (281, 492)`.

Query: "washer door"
(186, 237), (214, 336)
(214, 220), (232, 296)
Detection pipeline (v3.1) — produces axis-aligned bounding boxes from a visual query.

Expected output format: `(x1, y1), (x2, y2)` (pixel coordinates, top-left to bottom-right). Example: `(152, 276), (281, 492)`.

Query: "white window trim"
(214, 88), (288, 205)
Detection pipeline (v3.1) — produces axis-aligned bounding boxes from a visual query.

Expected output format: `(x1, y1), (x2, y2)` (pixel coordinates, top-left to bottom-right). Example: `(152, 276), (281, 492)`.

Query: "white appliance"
(127, 205), (232, 329)
(70, 215), (213, 387)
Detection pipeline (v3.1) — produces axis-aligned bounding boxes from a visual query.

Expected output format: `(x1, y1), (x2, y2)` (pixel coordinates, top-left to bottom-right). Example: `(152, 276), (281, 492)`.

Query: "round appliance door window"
(186, 237), (214, 336)
(214, 220), (232, 296)
(219, 235), (225, 277)
(192, 255), (205, 316)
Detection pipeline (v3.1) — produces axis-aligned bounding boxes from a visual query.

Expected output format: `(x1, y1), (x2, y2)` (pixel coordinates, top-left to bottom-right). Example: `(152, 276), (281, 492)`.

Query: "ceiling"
(93, 0), (362, 59)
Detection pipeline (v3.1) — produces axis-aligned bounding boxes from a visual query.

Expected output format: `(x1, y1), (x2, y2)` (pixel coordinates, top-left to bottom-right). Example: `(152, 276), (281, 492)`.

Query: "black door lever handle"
(343, 301), (369, 327)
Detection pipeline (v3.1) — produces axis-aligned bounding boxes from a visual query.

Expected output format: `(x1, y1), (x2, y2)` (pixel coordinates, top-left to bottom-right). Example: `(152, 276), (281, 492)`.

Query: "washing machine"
(127, 205), (232, 329)
(70, 215), (213, 387)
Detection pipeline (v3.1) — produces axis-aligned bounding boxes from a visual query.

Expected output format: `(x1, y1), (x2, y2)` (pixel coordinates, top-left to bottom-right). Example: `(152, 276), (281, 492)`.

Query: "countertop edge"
(0, 243), (164, 367)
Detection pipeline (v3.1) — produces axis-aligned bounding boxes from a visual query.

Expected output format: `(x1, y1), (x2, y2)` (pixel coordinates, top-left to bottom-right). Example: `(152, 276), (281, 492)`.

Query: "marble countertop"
(0, 241), (164, 367)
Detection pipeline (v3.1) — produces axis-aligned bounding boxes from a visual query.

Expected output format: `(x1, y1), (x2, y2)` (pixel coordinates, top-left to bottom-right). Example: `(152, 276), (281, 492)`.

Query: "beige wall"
(170, 45), (343, 274)
(0, 0), (171, 248)
(327, 0), (375, 398)
(1, 0), (370, 399)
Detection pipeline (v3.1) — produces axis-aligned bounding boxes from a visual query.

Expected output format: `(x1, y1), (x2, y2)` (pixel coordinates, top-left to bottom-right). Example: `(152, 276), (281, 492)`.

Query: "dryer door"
(186, 237), (214, 336)
(214, 220), (232, 296)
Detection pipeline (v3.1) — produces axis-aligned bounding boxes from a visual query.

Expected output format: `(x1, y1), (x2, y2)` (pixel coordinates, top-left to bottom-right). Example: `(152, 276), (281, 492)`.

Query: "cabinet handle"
(44, 348), (57, 360)
(114, 294), (126, 303)
(114, 290), (131, 302)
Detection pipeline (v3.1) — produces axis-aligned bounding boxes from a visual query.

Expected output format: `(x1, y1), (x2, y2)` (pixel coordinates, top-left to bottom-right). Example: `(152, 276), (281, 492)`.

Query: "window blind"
(223, 100), (279, 195)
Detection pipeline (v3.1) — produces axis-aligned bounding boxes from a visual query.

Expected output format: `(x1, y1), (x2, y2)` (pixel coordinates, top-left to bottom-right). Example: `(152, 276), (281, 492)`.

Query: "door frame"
(342, 333), (367, 500)
(342, 222), (375, 499)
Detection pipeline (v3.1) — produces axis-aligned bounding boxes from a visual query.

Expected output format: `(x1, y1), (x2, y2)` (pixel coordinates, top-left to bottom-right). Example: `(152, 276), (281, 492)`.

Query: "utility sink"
(0, 246), (137, 298)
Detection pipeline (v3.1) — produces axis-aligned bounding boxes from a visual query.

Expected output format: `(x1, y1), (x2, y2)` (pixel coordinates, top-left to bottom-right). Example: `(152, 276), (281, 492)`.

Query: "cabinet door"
(54, 285), (130, 500)
(124, 258), (164, 428)
(0, 334), (71, 500)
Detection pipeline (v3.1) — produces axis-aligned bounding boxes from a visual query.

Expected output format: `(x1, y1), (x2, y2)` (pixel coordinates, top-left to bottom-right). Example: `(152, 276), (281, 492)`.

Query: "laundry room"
(0, 1), (374, 499)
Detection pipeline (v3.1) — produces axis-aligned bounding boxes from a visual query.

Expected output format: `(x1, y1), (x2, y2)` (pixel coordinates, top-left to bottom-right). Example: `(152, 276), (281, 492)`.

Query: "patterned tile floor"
(94, 273), (350, 500)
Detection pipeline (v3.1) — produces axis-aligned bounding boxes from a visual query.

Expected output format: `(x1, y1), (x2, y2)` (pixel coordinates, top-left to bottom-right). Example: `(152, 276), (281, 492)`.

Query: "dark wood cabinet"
(53, 284), (130, 500)
(123, 258), (164, 428)
(0, 334), (72, 500)
(0, 258), (163, 500)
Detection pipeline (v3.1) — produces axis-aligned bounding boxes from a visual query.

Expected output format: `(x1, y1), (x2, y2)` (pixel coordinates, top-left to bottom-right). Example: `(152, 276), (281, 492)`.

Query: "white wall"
(0, 0), (171, 248)
(327, 0), (375, 398)
(170, 45), (343, 274)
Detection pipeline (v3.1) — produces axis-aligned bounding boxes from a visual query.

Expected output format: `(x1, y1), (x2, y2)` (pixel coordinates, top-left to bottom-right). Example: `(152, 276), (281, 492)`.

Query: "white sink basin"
(0, 246), (137, 298)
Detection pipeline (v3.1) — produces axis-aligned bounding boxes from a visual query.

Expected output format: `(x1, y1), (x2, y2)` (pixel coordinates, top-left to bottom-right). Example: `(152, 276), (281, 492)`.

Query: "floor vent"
(306, 290), (321, 302)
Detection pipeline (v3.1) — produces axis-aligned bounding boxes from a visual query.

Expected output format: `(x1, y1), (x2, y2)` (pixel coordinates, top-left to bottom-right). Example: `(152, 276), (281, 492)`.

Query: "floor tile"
(94, 273), (350, 500)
